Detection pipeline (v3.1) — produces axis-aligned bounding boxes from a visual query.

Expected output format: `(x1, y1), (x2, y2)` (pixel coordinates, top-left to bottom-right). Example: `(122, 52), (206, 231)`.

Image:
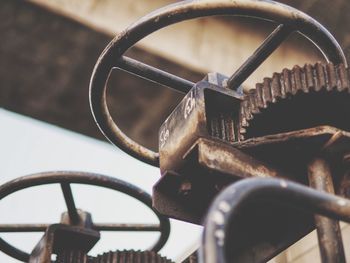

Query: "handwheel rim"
(89, 0), (346, 167)
(0, 171), (170, 262)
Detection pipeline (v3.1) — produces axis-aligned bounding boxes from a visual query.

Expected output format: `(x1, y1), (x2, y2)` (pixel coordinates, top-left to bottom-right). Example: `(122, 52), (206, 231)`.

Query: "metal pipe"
(118, 56), (194, 93)
(60, 183), (80, 225)
(227, 24), (292, 90)
(308, 157), (346, 263)
(200, 178), (350, 263)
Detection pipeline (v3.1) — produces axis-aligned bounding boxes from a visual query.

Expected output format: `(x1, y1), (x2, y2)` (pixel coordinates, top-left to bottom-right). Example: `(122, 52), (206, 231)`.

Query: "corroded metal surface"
(239, 62), (350, 140)
(308, 157), (346, 263)
(90, 250), (173, 263)
(89, 0), (345, 167)
(29, 223), (100, 263)
(154, 126), (350, 223)
(56, 250), (88, 263)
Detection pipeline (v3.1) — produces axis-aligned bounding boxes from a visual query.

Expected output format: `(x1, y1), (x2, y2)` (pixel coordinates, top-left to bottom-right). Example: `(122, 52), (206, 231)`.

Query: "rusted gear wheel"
(89, 250), (174, 263)
(239, 62), (350, 140)
(55, 250), (174, 263)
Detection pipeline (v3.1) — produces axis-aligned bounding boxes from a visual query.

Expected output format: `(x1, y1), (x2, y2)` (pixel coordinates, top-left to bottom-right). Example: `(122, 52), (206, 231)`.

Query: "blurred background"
(1, 0), (350, 262)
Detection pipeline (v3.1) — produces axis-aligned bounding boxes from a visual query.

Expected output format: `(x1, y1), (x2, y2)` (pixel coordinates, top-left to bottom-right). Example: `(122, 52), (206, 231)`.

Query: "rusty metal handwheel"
(89, 0), (346, 167)
(0, 171), (170, 262)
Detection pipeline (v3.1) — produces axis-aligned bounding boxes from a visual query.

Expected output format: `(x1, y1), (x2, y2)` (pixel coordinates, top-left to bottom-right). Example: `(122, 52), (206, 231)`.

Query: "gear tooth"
(271, 73), (282, 101)
(337, 63), (349, 92)
(135, 250), (140, 263)
(263, 78), (275, 102)
(291, 65), (303, 94)
(300, 66), (308, 93)
(315, 62), (326, 91)
(248, 89), (259, 113)
(326, 62), (337, 91)
(239, 101), (249, 133)
(255, 83), (264, 108)
(304, 64), (315, 91)
(240, 116), (247, 129)
(242, 99), (252, 121)
(335, 64), (349, 91)
(262, 78), (272, 106)
(281, 68), (292, 97)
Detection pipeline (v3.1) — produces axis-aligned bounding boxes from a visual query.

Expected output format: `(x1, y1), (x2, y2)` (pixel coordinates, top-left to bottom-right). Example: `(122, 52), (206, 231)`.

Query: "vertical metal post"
(339, 154), (350, 198)
(308, 157), (345, 263)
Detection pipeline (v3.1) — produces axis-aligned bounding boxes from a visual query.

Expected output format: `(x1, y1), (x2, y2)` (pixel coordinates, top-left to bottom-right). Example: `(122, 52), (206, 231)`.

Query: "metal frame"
(0, 171), (170, 262)
(200, 177), (350, 263)
(89, 0), (346, 167)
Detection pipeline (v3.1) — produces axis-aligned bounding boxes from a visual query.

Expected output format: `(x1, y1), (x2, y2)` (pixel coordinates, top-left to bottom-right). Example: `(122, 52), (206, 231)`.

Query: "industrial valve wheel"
(89, 1), (350, 262)
(89, 0), (349, 222)
(0, 171), (170, 262)
(89, 0), (346, 167)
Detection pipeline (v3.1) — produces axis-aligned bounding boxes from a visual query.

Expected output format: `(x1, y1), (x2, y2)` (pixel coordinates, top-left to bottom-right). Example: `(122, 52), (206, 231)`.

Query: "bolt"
(178, 181), (192, 196)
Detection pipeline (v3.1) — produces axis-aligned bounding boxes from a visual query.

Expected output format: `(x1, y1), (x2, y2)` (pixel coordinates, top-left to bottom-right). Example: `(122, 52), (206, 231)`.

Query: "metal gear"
(239, 62), (350, 140)
(89, 250), (174, 263)
(54, 250), (174, 263)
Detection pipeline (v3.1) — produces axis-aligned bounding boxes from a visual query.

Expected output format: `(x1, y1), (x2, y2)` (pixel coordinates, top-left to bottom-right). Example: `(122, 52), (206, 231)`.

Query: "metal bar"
(60, 183), (80, 225)
(117, 56), (194, 94)
(0, 223), (160, 232)
(0, 224), (48, 232)
(93, 223), (160, 231)
(308, 158), (346, 263)
(227, 24), (292, 90)
(200, 177), (350, 263)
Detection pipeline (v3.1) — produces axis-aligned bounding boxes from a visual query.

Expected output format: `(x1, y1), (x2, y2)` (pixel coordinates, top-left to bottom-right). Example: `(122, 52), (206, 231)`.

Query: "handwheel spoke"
(0, 223), (161, 232)
(227, 24), (293, 90)
(116, 56), (195, 94)
(0, 224), (48, 232)
(60, 183), (80, 225)
(93, 223), (160, 231)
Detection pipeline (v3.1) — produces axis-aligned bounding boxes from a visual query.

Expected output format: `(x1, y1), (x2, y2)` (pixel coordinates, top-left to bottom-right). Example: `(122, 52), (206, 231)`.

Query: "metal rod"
(0, 224), (48, 232)
(227, 24), (292, 90)
(60, 183), (80, 225)
(201, 177), (350, 263)
(94, 223), (160, 231)
(308, 157), (346, 263)
(0, 223), (160, 232)
(117, 56), (194, 93)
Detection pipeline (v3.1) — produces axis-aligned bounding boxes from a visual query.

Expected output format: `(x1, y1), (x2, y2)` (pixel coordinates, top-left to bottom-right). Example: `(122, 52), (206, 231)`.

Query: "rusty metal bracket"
(29, 222), (99, 263)
(154, 126), (350, 223)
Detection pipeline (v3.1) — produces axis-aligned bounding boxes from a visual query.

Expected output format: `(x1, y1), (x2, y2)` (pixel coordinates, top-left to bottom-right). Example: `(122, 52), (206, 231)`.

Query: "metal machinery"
(2, 0), (350, 262)
(0, 171), (171, 262)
